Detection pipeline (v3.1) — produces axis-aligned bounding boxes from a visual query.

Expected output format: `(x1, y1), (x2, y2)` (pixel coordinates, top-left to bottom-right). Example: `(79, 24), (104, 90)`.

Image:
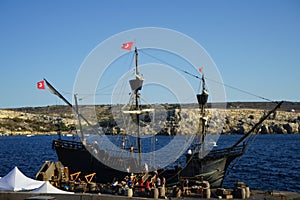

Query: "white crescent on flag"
(37, 80), (45, 90)
(122, 41), (134, 50)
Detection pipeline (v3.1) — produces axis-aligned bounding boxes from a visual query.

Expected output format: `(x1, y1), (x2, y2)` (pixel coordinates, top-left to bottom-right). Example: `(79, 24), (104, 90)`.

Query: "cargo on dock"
(1, 189), (300, 200)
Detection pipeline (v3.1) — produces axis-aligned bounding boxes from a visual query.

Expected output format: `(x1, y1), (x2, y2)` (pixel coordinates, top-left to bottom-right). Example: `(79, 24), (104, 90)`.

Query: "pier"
(1, 189), (300, 200)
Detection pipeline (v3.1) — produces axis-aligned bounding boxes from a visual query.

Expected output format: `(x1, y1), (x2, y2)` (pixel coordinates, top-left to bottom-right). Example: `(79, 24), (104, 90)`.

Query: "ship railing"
(164, 144), (245, 171)
(52, 139), (84, 150)
(203, 144), (246, 159)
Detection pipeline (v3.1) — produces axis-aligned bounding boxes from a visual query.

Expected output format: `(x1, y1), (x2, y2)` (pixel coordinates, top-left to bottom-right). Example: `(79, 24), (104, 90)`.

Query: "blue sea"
(0, 134), (299, 193)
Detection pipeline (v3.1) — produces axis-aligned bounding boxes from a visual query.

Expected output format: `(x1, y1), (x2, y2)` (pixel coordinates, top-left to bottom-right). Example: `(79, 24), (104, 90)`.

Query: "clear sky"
(0, 0), (299, 108)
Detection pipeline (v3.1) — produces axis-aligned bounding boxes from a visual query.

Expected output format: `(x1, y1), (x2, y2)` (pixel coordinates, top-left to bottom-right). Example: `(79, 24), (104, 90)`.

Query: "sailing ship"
(47, 47), (283, 188)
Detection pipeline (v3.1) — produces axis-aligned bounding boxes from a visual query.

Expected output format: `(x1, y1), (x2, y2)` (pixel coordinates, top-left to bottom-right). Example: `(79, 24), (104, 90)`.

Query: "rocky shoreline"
(1, 102), (299, 136)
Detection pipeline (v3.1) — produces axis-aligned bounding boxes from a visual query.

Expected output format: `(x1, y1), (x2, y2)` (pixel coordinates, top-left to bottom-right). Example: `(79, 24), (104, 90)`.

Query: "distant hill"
(8, 101), (300, 114)
(1, 101), (299, 135)
(6, 105), (73, 115)
(225, 101), (300, 111)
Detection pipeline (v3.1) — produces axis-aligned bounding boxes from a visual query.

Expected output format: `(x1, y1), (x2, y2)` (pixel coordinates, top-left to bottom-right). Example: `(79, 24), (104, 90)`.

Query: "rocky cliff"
(0, 102), (299, 136)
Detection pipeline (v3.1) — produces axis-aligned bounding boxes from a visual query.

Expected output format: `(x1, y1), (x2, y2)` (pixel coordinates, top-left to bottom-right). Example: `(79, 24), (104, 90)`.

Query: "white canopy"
(0, 166), (44, 191)
(31, 181), (74, 194)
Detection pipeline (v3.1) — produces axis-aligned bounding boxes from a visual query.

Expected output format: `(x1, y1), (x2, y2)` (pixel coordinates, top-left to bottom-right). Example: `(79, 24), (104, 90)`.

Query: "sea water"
(0, 134), (299, 193)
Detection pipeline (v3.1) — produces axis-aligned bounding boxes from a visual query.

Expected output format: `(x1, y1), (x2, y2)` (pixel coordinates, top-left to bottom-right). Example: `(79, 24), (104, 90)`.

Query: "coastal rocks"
(0, 109), (75, 135)
(219, 109), (300, 134)
(259, 123), (299, 134)
(269, 124), (284, 134)
(230, 125), (245, 134)
(283, 123), (299, 134)
(259, 124), (269, 134)
(168, 108), (300, 135)
(1, 105), (300, 135)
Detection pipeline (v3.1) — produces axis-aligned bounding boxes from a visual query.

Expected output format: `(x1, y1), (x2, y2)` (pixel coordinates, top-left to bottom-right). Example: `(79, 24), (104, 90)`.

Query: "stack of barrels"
(232, 182), (251, 199)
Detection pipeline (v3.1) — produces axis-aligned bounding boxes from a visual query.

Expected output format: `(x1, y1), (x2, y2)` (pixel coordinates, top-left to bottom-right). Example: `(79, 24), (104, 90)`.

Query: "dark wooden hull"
(179, 147), (245, 187)
(52, 139), (245, 188)
(52, 139), (132, 183)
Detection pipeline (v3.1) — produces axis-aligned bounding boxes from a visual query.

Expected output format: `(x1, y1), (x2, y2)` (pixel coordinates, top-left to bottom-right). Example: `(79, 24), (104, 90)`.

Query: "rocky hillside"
(0, 102), (299, 136)
(0, 106), (75, 135)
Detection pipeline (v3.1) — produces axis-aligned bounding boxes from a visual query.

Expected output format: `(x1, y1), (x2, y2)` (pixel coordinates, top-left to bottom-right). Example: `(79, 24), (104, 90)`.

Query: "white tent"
(0, 166), (44, 191)
(31, 181), (74, 194)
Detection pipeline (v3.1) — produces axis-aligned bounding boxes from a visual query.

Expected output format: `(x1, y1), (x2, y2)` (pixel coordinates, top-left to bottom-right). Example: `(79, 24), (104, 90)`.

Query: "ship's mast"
(196, 73), (209, 154)
(135, 47), (142, 157)
(135, 47), (139, 77)
(128, 47), (144, 166)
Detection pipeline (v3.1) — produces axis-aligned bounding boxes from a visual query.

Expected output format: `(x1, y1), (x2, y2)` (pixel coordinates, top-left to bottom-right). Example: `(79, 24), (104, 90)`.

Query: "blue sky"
(0, 0), (299, 108)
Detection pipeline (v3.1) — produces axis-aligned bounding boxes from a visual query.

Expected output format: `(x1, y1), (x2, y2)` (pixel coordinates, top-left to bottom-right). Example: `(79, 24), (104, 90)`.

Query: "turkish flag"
(37, 80), (45, 90)
(121, 42), (134, 50)
(199, 67), (203, 74)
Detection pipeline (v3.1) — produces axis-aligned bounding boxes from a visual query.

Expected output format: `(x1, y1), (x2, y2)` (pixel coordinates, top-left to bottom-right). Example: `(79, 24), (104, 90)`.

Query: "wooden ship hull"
(52, 138), (246, 188)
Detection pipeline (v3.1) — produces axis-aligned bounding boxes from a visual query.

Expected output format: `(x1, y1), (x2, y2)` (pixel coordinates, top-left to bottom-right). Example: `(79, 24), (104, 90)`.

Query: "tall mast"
(196, 73), (209, 154)
(135, 47), (142, 157)
(135, 47), (139, 76)
(128, 47), (144, 166)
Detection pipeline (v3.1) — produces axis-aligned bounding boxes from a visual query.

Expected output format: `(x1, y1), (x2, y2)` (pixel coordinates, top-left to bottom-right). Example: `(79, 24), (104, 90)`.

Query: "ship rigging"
(45, 45), (283, 188)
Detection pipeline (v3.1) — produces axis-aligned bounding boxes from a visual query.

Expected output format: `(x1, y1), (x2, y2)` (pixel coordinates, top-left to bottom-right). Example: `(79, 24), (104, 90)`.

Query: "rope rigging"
(68, 49), (274, 105)
(46, 46), (285, 189)
(139, 49), (274, 103)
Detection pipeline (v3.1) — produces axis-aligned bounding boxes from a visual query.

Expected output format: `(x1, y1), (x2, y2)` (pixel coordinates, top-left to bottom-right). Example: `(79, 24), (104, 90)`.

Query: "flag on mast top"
(199, 67), (203, 74)
(121, 42), (134, 50)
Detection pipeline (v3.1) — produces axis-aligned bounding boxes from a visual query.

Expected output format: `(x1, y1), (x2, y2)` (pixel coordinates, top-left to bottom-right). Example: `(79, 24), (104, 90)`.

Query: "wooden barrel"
(127, 188), (133, 197)
(153, 188), (159, 199)
(234, 187), (246, 199)
(159, 186), (165, 198)
(245, 187), (250, 198)
(175, 187), (182, 198)
(69, 182), (74, 191)
(203, 189), (211, 199)
(88, 182), (96, 192)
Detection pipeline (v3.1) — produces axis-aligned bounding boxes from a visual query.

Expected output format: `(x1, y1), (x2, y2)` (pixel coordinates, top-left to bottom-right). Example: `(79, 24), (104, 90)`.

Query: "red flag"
(37, 80), (45, 90)
(121, 42), (134, 50)
(199, 67), (203, 74)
